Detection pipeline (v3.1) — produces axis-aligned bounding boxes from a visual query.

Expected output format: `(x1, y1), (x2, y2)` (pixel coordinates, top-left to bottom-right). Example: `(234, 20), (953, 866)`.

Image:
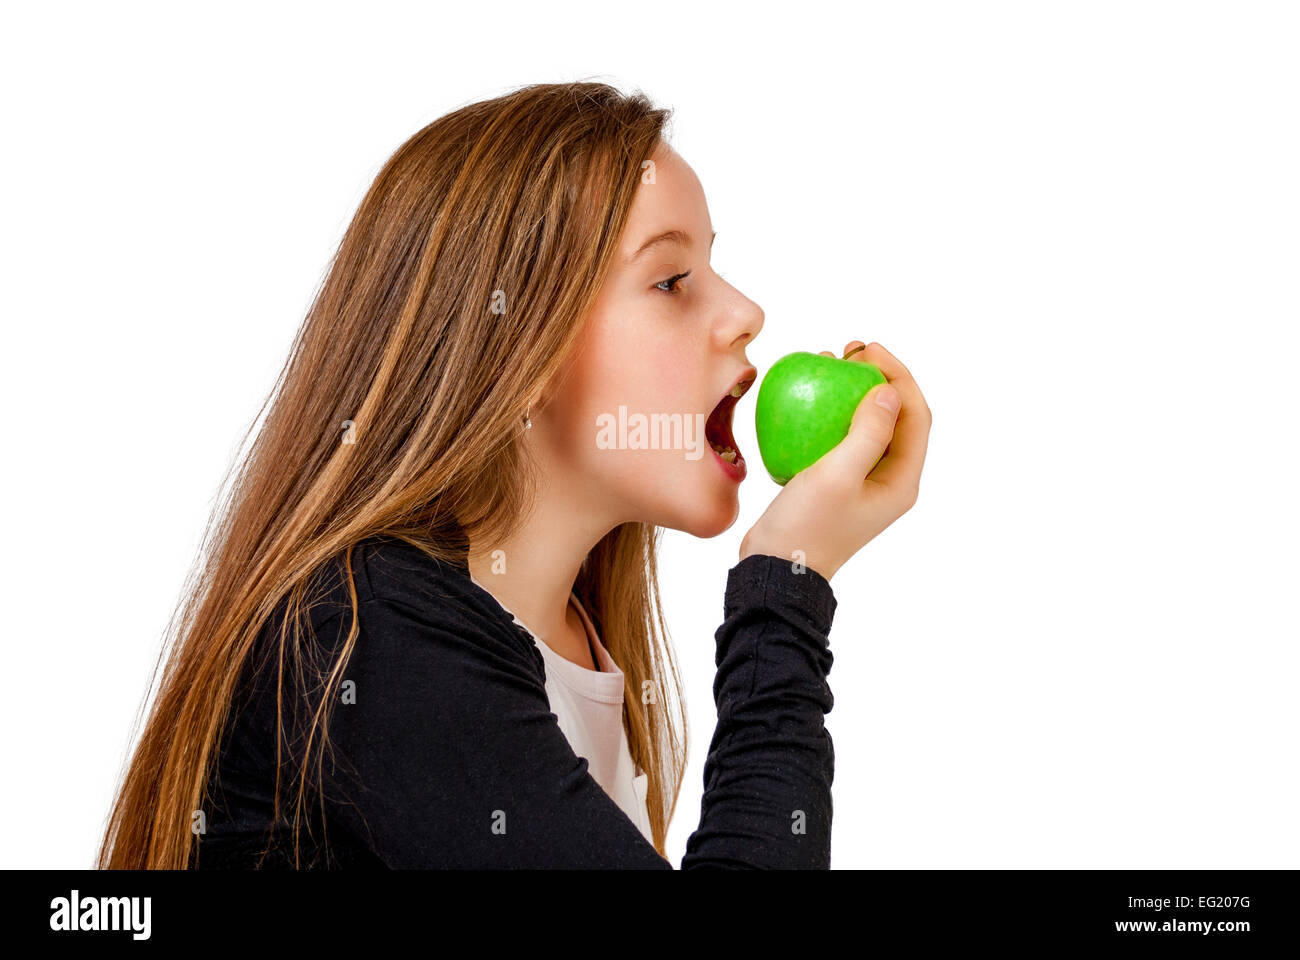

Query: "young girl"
(98, 81), (931, 869)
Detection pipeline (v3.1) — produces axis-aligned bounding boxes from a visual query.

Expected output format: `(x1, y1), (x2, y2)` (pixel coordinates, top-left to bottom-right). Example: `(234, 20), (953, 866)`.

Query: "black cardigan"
(191, 536), (837, 869)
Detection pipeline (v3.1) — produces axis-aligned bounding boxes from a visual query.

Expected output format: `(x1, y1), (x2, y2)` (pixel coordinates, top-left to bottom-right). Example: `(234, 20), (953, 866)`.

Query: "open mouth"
(705, 373), (756, 467)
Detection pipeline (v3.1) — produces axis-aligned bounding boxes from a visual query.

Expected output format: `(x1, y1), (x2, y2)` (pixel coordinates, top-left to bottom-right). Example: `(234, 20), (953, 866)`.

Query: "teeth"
(709, 441), (739, 463)
(730, 382), (746, 398)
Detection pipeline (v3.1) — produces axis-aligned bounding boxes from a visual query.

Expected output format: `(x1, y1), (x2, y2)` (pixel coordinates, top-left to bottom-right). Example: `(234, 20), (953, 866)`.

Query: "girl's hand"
(739, 341), (931, 581)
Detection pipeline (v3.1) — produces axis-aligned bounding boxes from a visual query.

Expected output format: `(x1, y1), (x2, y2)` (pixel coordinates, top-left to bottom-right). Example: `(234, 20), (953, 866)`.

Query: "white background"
(2, 1), (1296, 869)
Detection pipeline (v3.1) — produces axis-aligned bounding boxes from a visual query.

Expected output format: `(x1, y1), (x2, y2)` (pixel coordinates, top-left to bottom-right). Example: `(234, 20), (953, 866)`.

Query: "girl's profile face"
(536, 143), (765, 538)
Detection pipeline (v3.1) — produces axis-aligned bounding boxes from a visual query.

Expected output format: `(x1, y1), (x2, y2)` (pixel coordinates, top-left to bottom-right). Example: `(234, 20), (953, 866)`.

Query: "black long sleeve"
(683, 553), (837, 868)
(194, 538), (836, 869)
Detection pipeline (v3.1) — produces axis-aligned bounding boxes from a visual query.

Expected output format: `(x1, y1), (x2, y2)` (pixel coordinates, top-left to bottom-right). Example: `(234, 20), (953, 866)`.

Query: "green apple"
(754, 351), (889, 485)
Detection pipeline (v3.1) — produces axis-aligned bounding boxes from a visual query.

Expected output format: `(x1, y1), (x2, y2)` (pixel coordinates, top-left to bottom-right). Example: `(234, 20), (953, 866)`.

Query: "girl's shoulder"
(294, 535), (544, 674)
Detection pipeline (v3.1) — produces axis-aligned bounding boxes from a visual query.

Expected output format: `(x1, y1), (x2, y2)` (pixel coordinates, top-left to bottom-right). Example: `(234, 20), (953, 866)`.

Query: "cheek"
(597, 320), (682, 408)
(571, 318), (691, 438)
(640, 346), (686, 398)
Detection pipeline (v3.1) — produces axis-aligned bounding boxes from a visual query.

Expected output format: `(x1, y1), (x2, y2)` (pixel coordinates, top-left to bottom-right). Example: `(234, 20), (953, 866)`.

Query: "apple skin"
(754, 351), (889, 485)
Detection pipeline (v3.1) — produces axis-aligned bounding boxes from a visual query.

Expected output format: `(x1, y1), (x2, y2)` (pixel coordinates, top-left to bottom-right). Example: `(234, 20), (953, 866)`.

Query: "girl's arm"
(683, 552), (836, 868)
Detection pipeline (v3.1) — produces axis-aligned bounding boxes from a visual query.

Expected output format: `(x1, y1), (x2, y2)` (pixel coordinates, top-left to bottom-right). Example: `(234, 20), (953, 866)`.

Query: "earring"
(523, 404), (532, 430)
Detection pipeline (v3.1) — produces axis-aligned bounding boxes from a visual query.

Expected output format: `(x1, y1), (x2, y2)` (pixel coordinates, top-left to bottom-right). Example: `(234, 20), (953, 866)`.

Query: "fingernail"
(873, 385), (900, 413)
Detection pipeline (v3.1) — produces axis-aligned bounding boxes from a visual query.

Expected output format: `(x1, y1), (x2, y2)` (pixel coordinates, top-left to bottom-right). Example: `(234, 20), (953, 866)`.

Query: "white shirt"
(469, 576), (654, 845)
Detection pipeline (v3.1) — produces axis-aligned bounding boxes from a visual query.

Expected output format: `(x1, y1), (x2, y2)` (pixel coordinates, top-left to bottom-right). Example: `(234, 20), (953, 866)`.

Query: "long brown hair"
(98, 81), (687, 868)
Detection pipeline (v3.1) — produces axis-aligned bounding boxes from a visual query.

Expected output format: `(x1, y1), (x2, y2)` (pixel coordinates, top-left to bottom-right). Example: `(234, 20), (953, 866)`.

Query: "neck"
(466, 469), (619, 646)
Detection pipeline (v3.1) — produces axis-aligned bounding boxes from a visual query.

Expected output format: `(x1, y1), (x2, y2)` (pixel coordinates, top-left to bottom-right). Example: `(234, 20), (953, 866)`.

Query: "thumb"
(820, 383), (901, 479)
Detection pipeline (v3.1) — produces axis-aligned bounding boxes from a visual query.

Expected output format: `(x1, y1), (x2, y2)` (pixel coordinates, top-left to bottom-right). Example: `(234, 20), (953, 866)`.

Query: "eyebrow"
(628, 228), (717, 263)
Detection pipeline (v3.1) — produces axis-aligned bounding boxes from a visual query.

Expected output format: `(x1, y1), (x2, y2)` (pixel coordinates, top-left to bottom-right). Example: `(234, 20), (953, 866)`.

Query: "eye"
(655, 271), (691, 295)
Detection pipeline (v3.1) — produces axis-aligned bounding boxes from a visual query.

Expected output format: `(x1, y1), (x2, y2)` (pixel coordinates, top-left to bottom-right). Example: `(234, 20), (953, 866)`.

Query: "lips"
(705, 369), (756, 466)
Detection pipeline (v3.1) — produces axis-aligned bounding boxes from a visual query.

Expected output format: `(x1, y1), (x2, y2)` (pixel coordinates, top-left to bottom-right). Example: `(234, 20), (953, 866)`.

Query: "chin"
(664, 490), (740, 539)
(627, 455), (744, 538)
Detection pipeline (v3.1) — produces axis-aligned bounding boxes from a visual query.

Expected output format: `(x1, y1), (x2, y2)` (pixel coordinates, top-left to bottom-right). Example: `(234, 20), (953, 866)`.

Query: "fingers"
(820, 380), (902, 481)
(860, 343), (931, 494)
(858, 341), (915, 385)
(859, 343), (929, 424)
(810, 340), (930, 501)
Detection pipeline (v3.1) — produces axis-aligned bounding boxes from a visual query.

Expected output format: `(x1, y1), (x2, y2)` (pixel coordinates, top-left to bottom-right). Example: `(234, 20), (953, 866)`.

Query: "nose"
(715, 286), (765, 351)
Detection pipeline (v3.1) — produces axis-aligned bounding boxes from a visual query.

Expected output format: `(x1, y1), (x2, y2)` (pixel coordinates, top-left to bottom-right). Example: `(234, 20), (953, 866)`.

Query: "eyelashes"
(655, 266), (724, 295)
(655, 271), (691, 295)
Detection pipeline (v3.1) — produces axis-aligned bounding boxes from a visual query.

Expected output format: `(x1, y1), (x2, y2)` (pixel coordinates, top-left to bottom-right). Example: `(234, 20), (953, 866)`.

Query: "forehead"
(619, 145), (710, 260)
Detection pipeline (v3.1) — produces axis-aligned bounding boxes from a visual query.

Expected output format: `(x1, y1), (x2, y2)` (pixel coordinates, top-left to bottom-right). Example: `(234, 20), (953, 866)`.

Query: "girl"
(98, 81), (931, 869)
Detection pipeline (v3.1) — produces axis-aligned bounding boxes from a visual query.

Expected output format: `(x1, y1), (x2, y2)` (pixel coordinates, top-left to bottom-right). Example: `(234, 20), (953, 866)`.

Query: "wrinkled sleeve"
(682, 553), (837, 869)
